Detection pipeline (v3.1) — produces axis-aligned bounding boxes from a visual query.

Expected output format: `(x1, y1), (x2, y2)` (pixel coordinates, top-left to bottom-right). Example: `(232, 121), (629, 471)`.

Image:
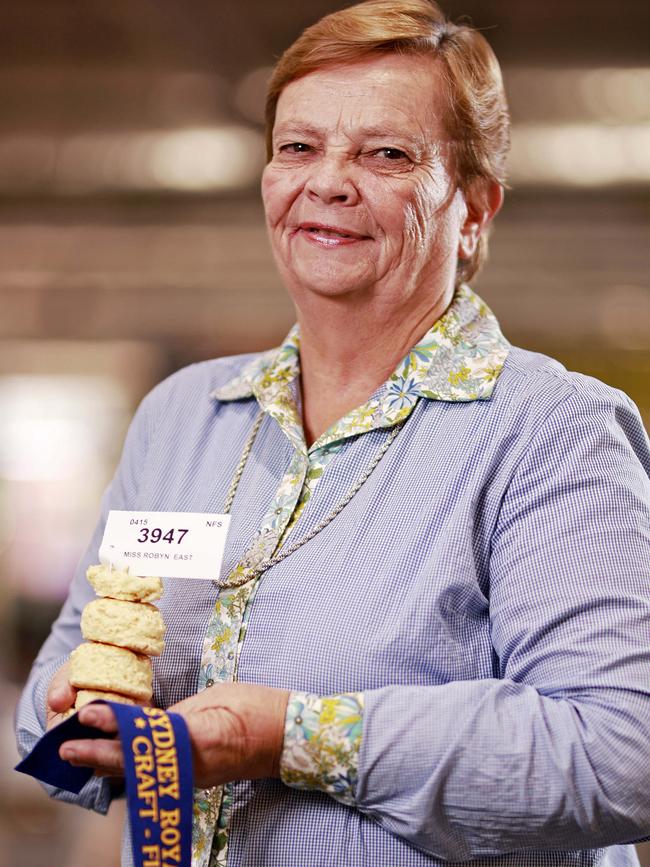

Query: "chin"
(284, 263), (376, 301)
(296, 277), (373, 301)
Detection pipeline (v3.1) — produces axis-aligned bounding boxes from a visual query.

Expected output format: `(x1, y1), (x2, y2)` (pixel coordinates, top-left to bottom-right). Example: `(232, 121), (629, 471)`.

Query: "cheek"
(403, 183), (437, 251)
(365, 180), (411, 248)
(406, 178), (466, 252)
(261, 169), (294, 228)
(370, 171), (450, 254)
(393, 177), (445, 257)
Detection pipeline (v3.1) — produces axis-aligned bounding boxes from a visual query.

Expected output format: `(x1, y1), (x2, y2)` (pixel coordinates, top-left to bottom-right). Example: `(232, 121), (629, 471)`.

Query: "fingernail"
(61, 748), (76, 761)
(81, 709), (98, 726)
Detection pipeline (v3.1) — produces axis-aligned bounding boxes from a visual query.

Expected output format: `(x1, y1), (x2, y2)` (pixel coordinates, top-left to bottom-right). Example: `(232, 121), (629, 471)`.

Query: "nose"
(304, 154), (359, 206)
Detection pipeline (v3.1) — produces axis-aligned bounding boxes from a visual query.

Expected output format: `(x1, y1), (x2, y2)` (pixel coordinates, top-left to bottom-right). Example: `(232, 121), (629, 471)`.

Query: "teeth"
(307, 227), (351, 239)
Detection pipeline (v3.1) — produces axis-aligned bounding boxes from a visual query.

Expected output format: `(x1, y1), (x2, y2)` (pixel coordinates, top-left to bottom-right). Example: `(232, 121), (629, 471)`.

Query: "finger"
(59, 738), (124, 776)
(48, 679), (76, 713)
(77, 703), (119, 733)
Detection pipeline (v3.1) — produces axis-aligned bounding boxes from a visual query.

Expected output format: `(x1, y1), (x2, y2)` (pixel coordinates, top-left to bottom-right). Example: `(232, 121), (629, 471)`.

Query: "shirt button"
(227, 651), (234, 660)
(294, 715), (303, 725)
(206, 678), (214, 687)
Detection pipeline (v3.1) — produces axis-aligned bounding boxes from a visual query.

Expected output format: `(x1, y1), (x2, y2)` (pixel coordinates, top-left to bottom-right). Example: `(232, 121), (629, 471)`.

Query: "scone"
(81, 597), (166, 656)
(74, 689), (138, 710)
(86, 564), (163, 603)
(70, 642), (153, 701)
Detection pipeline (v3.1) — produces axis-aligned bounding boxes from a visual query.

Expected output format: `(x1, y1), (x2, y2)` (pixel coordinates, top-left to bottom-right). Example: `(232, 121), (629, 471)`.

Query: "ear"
(458, 179), (504, 261)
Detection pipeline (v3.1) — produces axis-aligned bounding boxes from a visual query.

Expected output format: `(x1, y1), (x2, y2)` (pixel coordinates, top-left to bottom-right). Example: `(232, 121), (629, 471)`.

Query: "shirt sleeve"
(14, 385), (157, 812)
(289, 384), (650, 858)
(280, 691), (364, 805)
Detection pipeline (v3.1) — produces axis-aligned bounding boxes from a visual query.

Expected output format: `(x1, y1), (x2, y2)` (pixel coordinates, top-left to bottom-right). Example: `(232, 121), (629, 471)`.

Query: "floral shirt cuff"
(279, 691), (364, 806)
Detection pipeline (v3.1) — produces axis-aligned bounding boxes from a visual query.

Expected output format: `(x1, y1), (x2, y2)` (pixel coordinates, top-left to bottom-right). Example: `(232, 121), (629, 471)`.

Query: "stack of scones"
(69, 564), (166, 709)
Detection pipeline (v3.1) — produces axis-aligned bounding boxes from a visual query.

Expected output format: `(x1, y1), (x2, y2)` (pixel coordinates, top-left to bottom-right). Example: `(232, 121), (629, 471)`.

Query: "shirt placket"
(192, 445), (309, 867)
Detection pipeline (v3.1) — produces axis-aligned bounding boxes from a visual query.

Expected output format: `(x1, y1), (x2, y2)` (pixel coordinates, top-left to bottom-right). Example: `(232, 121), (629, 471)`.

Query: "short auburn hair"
(265, 0), (510, 285)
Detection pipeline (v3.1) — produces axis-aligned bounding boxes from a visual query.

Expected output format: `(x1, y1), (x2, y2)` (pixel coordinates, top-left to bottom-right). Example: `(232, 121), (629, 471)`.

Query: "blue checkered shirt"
(16, 331), (650, 866)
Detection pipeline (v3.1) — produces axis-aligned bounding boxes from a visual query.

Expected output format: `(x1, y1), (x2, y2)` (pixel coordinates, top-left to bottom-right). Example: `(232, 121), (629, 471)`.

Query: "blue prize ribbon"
(117, 704), (192, 867)
(16, 701), (193, 867)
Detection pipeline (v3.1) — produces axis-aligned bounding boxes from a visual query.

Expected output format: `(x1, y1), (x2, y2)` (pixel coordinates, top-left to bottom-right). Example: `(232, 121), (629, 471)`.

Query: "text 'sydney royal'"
(131, 707), (183, 867)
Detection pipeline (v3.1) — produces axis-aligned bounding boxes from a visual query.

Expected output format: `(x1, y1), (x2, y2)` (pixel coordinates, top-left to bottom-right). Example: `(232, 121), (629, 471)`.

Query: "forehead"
(274, 53), (449, 141)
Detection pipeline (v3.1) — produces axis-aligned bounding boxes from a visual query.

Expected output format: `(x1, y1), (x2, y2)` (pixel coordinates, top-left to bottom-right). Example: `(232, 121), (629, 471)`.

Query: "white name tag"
(99, 510), (231, 580)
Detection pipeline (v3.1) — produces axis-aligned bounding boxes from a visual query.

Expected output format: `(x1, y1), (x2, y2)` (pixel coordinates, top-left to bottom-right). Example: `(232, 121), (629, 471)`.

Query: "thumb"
(48, 665), (76, 711)
(49, 682), (74, 710)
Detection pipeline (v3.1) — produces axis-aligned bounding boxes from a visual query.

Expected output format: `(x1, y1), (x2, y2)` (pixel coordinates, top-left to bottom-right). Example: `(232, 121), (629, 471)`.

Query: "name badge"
(99, 510), (231, 580)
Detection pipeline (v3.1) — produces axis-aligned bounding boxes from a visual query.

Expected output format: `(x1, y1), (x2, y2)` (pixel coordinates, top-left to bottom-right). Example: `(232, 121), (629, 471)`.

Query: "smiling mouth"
(305, 227), (353, 240)
(298, 224), (368, 241)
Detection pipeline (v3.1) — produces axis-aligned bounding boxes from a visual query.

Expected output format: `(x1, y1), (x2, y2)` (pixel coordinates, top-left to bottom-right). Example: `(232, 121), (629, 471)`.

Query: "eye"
(278, 142), (313, 155)
(375, 147), (409, 161)
(360, 146), (413, 173)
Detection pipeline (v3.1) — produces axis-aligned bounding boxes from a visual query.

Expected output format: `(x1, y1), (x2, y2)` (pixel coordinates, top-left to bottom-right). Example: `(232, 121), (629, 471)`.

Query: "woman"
(16, 1), (650, 865)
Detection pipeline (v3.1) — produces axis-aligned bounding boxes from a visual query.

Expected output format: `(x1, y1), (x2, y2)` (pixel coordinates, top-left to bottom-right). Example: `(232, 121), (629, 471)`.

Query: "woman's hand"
(47, 662), (77, 729)
(59, 683), (290, 788)
(171, 682), (290, 787)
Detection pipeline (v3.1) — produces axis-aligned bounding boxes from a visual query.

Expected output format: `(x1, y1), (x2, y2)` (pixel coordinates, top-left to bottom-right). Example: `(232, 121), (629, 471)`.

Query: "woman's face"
(262, 53), (476, 316)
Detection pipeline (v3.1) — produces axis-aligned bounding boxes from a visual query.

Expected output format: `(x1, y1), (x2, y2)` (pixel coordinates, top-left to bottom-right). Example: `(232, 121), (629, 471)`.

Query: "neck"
(296, 287), (453, 446)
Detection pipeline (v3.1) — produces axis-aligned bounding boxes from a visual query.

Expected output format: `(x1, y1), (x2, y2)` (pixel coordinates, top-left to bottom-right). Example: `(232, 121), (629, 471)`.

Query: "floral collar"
(211, 285), (510, 454)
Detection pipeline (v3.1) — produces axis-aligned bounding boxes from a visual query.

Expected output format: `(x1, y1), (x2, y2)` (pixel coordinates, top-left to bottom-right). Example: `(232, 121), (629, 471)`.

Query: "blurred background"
(1, 1), (649, 865)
